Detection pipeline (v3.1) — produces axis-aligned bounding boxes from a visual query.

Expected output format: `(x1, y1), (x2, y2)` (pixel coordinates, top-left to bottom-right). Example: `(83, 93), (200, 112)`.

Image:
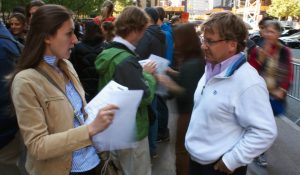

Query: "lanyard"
(35, 67), (84, 125)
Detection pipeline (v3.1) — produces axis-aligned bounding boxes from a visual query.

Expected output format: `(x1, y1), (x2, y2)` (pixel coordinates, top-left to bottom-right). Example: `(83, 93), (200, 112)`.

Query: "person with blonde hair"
(93, 0), (115, 25)
(100, 0), (115, 22)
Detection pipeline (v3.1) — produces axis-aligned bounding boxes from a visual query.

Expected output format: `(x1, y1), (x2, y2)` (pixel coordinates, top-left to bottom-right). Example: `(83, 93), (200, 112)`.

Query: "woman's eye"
(67, 32), (73, 36)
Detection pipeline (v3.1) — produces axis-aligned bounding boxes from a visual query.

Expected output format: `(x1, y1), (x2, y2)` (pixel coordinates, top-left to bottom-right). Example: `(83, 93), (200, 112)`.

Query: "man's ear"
(228, 40), (238, 53)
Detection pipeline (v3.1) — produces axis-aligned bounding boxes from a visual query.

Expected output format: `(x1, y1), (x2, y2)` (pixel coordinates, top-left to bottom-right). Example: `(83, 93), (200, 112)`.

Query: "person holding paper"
(135, 7), (169, 159)
(10, 5), (118, 175)
(95, 6), (156, 175)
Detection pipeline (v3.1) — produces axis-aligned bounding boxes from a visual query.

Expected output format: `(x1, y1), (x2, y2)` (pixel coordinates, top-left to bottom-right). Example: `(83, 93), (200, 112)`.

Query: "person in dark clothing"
(135, 7), (168, 159)
(156, 23), (205, 175)
(25, 0), (45, 25)
(70, 21), (104, 102)
(0, 21), (22, 175)
(156, 6), (174, 67)
(136, 7), (166, 59)
(74, 21), (83, 41)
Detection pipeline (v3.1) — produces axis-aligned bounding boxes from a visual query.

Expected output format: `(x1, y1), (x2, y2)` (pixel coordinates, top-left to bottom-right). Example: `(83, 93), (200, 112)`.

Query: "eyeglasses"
(200, 36), (227, 46)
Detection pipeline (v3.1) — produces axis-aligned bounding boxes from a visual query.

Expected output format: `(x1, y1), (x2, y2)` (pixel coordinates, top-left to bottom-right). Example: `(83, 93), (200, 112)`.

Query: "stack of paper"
(84, 81), (143, 151)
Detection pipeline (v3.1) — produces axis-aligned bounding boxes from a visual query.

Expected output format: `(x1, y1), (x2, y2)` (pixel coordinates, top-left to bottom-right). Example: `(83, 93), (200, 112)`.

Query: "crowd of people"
(0, 0), (294, 175)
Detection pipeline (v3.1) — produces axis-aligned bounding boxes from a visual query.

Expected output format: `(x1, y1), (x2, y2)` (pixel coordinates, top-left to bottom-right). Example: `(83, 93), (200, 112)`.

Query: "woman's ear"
(44, 35), (51, 44)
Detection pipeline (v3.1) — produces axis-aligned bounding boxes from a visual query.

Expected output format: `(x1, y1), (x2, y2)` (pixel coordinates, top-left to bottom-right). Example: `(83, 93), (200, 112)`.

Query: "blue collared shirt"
(43, 56), (100, 172)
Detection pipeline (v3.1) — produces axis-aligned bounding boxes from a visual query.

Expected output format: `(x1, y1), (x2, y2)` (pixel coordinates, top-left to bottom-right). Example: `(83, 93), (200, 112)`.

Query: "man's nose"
(201, 43), (208, 50)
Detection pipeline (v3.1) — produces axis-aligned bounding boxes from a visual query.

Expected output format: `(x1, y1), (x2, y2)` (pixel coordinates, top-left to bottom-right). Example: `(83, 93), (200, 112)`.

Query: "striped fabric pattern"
(66, 81), (100, 172)
(43, 56), (100, 172)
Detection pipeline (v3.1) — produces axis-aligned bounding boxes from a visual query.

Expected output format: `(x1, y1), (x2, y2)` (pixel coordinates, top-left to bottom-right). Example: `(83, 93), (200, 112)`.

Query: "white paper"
(139, 54), (170, 96)
(84, 81), (143, 151)
(85, 81), (128, 124)
(139, 54), (170, 75)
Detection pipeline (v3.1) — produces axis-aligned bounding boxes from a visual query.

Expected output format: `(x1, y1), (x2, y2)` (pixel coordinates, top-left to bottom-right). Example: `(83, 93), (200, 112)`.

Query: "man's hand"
(143, 61), (156, 74)
(214, 159), (233, 174)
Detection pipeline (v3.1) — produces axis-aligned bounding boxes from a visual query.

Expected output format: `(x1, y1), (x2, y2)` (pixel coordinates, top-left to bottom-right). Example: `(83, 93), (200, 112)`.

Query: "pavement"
(151, 98), (300, 175)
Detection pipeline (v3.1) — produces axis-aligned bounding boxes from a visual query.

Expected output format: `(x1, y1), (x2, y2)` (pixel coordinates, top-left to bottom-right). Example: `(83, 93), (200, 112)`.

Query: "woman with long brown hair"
(10, 5), (118, 175)
(157, 23), (205, 175)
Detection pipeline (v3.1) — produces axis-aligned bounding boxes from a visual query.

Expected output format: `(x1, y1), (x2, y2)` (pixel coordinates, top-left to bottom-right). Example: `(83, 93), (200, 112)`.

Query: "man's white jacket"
(185, 56), (277, 171)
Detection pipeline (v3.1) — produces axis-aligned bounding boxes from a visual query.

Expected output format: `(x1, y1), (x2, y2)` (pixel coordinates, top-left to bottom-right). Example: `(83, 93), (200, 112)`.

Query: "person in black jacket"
(70, 21), (104, 102)
(135, 7), (168, 159)
(136, 7), (166, 59)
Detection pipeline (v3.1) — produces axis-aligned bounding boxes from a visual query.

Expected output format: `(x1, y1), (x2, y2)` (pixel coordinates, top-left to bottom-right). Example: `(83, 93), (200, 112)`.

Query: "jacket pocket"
(44, 96), (68, 132)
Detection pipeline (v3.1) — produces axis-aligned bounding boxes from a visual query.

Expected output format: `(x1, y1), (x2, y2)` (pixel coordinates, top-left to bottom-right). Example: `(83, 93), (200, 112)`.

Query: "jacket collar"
(214, 52), (247, 79)
(37, 59), (87, 107)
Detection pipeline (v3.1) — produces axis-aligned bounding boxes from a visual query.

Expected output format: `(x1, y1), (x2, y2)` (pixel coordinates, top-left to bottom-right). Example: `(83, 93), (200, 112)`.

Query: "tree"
(44, 0), (105, 18)
(1, 0), (134, 21)
(267, 0), (300, 19)
(115, 0), (134, 14)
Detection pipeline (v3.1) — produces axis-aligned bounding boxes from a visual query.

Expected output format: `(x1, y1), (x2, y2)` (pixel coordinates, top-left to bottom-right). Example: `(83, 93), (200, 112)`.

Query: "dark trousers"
(157, 95), (169, 135)
(176, 113), (191, 175)
(189, 158), (247, 175)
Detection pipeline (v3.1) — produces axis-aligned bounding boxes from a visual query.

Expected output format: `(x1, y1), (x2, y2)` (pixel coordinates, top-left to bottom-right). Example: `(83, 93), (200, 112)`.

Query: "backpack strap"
(34, 67), (85, 125)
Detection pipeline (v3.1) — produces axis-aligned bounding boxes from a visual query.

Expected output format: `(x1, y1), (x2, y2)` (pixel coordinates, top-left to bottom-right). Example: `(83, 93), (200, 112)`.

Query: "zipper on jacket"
(201, 85), (205, 95)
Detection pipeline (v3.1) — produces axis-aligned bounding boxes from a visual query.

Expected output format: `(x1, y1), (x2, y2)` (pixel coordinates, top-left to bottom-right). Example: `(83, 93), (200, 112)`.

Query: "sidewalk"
(152, 100), (300, 175)
(248, 116), (300, 175)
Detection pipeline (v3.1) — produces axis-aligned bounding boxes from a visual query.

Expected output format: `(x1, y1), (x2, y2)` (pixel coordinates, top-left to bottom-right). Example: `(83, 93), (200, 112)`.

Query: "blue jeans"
(270, 96), (285, 116)
(148, 116), (158, 155)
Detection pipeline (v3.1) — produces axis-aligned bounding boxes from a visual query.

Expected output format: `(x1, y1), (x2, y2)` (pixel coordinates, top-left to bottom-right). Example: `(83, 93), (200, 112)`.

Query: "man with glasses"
(185, 12), (277, 175)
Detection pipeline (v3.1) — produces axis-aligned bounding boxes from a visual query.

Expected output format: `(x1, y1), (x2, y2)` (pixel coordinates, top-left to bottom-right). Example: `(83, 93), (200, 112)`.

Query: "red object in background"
(104, 16), (115, 22)
(93, 16), (115, 25)
(93, 16), (101, 25)
(181, 12), (189, 23)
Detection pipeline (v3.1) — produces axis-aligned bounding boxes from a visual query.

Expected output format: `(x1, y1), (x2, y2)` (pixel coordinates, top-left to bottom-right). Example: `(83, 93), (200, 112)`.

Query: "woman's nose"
(72, 33), (78, 44)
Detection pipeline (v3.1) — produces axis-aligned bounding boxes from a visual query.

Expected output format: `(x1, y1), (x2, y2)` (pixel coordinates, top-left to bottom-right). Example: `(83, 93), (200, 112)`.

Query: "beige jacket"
(11, 59), (92, 175)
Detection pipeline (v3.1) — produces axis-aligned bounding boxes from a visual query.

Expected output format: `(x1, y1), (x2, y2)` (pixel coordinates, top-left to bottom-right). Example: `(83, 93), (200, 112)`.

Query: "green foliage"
(267, 0), (300, 18)
(115, 0), (134, 14)
(1, 0), (30, 12)
(1, 0), (133, 19)
(43, 0), (105, 17)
